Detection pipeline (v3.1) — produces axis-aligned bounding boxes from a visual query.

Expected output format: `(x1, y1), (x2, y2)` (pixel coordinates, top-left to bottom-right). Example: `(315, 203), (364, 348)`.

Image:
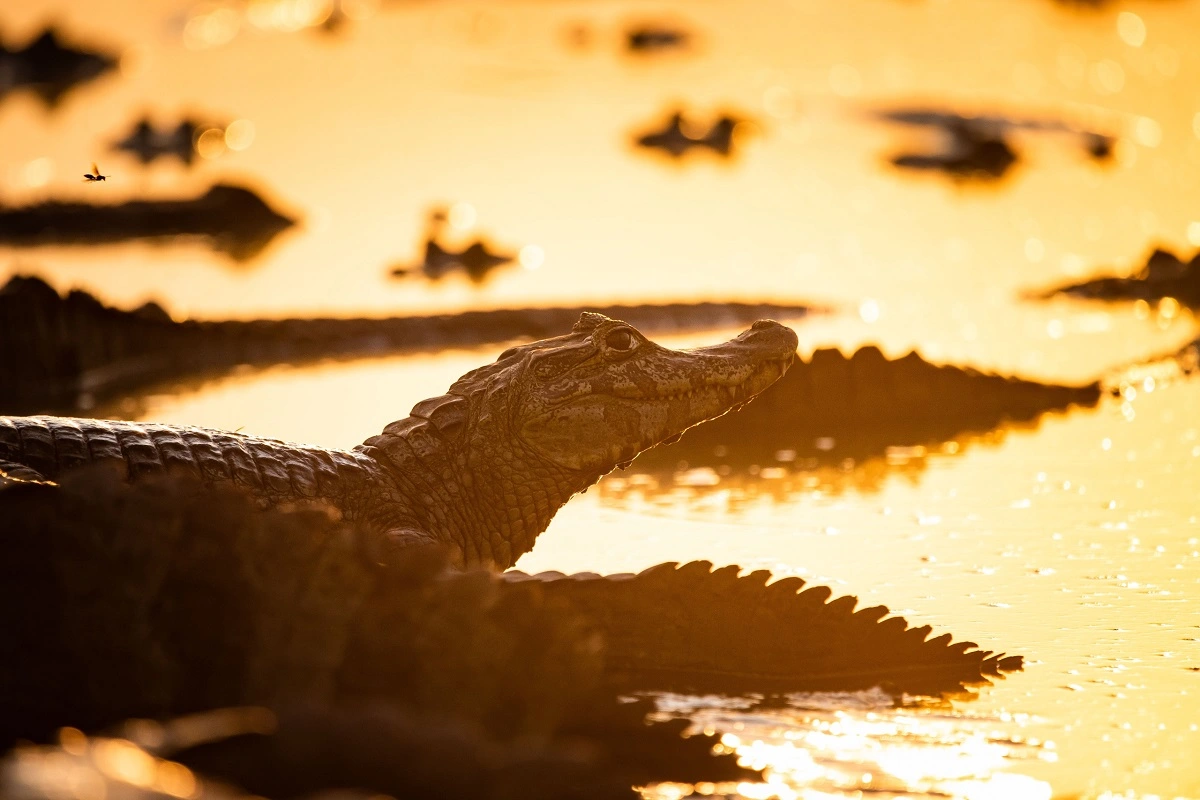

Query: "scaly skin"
(0, 312), (798, 569)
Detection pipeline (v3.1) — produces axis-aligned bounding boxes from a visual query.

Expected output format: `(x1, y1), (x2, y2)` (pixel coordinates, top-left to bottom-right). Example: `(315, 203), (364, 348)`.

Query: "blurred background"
(2, 0), (1199, 798)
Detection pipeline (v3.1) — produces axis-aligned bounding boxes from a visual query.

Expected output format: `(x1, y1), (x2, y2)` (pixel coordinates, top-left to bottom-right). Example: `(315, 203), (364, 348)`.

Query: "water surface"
(3, 0), (1200, 797)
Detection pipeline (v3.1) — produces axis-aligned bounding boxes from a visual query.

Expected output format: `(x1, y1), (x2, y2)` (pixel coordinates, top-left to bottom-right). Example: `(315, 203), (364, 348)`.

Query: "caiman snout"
(744, 319), (800, 352)
(685, 318), (798, 379)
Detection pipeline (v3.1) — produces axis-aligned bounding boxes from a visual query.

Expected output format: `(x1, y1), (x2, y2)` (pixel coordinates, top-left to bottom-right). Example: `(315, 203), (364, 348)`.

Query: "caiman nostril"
(751, 320), (780, 331)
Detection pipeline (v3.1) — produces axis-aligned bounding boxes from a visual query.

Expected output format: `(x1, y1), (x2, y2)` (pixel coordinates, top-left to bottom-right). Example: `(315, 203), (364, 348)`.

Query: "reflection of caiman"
(0, 184), (295, 261)
(0, 275), (814, 413)
(628, 345), (1101, 481)
(1, 317), (1017, 694)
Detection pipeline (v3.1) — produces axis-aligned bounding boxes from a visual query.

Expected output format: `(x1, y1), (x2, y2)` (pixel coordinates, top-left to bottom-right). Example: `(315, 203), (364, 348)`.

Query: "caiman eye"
(605, 328), (635, 351)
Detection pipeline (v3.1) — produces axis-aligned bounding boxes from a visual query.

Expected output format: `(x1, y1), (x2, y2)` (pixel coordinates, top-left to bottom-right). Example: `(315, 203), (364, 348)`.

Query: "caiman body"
(1, 312), (797, 569)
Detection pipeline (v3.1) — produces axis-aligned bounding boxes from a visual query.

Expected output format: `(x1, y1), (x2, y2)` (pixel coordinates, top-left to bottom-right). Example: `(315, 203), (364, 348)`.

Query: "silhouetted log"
(0, 275), (813, 413)
(0, 184), (295, 260)
(630, 345), (1100, 473)
(1034, 247), (1200, 309)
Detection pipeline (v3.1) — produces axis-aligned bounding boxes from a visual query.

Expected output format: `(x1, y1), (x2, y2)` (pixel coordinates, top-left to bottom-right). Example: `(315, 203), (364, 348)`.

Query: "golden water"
(3, 0), (1199, 797)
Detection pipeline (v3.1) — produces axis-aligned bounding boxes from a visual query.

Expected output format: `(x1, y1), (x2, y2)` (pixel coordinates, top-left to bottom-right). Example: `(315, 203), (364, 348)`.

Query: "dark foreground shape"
(6, 707), (723, 800)
(629, 345), (1102, 479)
(0, 183), (296, 260)
(635, 110), (745, 158)
(0, 275), (814, 412)
(179, 699), (748, 800)
(1033, 247), (1200, 309)
(0, 472), (1020, 793)
(0, 27), (117, 106)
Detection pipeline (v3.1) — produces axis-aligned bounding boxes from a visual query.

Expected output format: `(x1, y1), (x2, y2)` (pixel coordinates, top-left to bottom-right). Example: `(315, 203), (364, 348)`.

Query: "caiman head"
(363, 312), (797, 569)
(511, 313), (797, 473)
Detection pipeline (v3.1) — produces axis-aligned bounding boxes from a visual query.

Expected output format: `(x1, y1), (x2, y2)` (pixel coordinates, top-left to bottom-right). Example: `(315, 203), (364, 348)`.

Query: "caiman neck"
(360, 418), (582, 570)
(464, 435), (582, 569)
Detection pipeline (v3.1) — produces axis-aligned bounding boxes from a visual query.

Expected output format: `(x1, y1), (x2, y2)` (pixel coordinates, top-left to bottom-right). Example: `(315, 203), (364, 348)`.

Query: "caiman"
(0, 312), (797, 570)
(0, 311), (1026, 790)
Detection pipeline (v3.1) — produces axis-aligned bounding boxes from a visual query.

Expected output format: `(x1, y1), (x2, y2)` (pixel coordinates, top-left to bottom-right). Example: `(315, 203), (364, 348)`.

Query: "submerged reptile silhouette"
(0, 183), (295, 261)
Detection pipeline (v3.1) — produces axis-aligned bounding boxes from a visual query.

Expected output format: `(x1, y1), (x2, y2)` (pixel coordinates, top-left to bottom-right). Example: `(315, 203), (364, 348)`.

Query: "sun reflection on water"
(641, 691), (1054, 800)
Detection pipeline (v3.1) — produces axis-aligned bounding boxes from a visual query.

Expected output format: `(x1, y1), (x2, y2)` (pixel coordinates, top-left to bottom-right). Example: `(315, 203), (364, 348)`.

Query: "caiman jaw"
(635, 365), (787, 441)
(607, 322), (797, 467)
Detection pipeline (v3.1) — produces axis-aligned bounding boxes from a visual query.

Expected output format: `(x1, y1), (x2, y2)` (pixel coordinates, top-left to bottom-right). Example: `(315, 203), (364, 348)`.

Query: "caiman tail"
(509, 562), (1022, 698)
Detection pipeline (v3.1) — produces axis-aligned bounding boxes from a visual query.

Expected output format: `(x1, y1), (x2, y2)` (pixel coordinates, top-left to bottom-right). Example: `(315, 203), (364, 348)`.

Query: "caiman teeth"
(653, 383), (746, 402)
